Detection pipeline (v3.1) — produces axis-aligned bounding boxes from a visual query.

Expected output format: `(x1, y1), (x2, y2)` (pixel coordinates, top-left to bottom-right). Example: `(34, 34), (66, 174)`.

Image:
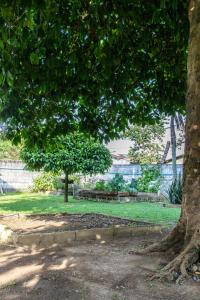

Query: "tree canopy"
(0, 1), (188, 144)
(21, 133), (112, 201)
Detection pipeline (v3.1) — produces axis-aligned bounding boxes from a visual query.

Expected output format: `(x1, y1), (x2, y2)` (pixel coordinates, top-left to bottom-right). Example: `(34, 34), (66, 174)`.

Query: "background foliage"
(126, 123), (165, 163)
(94, 174), (135, 193)
(136, 165), (162, 193)
(0, 138), (20, 160)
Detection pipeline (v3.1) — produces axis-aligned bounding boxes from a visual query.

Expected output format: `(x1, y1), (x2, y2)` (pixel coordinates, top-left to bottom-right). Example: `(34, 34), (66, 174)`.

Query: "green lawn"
(0, 193), (180, 226)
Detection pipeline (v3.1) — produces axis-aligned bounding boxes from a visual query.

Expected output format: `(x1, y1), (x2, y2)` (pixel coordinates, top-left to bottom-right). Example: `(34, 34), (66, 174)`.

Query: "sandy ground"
(0, 232), (199, 300)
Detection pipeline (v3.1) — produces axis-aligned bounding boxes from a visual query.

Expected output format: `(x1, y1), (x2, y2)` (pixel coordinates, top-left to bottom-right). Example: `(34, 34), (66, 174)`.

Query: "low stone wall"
(4, 225), (163, 247)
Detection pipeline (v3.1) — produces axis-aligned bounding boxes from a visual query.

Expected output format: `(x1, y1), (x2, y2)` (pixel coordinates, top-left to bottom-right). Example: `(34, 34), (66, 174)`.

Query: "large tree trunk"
(64, 171), (69, 203)
(130, 0), (200, 281)
(170, 116), (177, 180)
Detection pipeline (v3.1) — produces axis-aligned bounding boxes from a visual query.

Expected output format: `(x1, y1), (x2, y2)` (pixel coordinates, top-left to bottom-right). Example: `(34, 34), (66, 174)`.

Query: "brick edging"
(15, 225), (163, 247)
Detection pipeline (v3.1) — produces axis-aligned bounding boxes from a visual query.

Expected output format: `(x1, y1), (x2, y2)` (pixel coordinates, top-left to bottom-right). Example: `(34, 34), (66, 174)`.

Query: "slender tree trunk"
(161, 141), (170, 163)
(64, 171), (69, 203)
(130, 0), (200, 280)
(178, 114), (185, 129)
(170, 116), (177, 180)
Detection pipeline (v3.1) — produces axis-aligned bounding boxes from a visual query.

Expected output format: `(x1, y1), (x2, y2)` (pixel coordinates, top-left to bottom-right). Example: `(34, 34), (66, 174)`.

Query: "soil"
(0, 213), (150, 234)
(0, 232), (199, 300)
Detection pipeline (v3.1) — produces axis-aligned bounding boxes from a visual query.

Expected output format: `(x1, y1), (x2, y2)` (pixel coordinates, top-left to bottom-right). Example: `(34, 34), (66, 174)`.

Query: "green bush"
(95, 174), (135, 192)
(167, 175), (182, 204)
(32, 172), (81, 192)
(107, 174), (127, 192)
(31, 172), (64, 192)
(136, 165), (161, 193)
(95, 180), (108, 191)
(32, 172), (56, 192)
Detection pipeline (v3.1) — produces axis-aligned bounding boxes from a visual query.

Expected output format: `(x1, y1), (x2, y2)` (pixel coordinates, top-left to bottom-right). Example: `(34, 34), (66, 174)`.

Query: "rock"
(0, 224), (17, 244)
(192, 275), (199, 282)
(173, 272), (180, 279)
(196, 263), (200, 271)
(191, 265), (198, 272)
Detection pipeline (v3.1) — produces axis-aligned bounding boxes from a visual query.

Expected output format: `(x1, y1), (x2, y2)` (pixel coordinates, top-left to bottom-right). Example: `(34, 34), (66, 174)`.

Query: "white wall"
(0, 160), (39, 192)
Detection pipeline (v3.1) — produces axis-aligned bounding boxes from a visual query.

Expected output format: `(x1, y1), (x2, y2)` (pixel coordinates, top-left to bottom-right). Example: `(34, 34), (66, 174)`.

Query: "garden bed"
(77, 189), (164, 203)
(77, 189), (138, 201)
(0, 213), (151, 234)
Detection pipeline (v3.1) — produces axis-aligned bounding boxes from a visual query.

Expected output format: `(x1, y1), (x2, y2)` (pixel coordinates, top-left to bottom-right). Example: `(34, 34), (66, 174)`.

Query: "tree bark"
(170, 116), (177, 180)
(181, 0), (200, 247)
(64, 171), (69, 203)
(130, 0), (200, 281)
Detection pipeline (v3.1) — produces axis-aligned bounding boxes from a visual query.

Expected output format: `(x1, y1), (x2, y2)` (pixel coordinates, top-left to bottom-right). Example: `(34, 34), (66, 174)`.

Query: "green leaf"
(6, 71), (14, 87)
(0, 40), (4, 49)
(30, 52), (40, 65)
(0, 73), (5, 85)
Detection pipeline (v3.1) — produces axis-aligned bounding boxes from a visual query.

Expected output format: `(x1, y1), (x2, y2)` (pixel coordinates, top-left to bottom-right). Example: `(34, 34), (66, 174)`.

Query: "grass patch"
(0, 193), (180, 226)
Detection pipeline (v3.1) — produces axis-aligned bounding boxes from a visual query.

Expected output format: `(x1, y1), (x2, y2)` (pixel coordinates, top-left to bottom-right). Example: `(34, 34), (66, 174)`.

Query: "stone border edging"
(15, 225), (163, 247)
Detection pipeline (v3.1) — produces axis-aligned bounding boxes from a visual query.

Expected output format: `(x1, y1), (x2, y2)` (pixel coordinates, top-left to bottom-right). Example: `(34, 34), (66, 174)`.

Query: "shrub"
(32, 172), (56, 192)
(167, 175), (182, 204)
(95, 180), (108, 191)
(136, 165), (161, 193)
(32, 172), (81, 193)
(107, 174), (127, 192)
(127, 178), (138, 192)
(95, 174), (134, 192)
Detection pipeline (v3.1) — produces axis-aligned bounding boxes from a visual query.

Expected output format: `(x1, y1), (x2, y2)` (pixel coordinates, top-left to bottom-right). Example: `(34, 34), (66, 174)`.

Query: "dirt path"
(0, 232), (199, 300)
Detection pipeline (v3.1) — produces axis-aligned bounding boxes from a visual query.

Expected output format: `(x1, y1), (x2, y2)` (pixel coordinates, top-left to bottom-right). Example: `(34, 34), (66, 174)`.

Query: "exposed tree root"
(129, 223), (200, 282)
(151, 244), (199, 282)
(129, 221), (185, 256)
(151, 232), (199, 282)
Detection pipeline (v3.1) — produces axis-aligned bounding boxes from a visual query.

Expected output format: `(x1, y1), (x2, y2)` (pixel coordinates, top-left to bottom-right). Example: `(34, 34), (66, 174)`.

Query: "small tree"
(126, 123), (165, 164)
(21, 133), (112, 202)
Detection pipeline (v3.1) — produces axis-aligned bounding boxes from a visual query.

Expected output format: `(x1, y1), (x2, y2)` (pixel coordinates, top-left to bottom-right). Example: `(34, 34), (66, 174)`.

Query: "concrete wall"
(0, 160), (39, 192)
(90, 163), (183, 194)
(105, 163), (183, 180)
(0, 160), (183, 193)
